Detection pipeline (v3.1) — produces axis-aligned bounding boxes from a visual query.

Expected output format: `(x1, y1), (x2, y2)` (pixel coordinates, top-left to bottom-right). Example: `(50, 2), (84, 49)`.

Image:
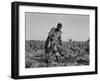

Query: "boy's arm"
(58, 32), (62, 45)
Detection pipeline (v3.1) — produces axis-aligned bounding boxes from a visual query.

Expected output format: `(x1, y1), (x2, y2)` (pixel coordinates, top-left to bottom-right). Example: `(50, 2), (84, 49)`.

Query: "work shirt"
(45, 27), (62, 53)
(48, 27), (62, 42)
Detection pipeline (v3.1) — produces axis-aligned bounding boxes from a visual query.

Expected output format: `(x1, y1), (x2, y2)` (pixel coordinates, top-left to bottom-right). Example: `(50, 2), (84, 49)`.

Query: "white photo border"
(18, 4), (96, 76)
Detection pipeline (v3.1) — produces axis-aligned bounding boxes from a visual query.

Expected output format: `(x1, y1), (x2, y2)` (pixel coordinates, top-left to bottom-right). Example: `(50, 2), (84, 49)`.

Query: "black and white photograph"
(11, 1), (97, 79)
(25, 12), (90, 68)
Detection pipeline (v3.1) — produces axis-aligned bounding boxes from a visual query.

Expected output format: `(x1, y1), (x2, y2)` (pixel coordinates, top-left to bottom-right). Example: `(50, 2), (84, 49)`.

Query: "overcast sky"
(25, 12), (89, 41)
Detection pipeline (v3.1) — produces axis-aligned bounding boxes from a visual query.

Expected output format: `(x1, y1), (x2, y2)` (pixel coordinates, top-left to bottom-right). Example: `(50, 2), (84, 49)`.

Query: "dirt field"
(25, 40), (89, 68)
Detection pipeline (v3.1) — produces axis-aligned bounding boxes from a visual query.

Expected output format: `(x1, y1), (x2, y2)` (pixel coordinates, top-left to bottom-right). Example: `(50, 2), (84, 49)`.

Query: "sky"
(25, 12), (89, 41)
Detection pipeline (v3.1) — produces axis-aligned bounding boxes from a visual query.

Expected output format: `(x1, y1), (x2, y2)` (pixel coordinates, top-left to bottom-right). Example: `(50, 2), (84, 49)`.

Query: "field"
(25, 40), (89, 68)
